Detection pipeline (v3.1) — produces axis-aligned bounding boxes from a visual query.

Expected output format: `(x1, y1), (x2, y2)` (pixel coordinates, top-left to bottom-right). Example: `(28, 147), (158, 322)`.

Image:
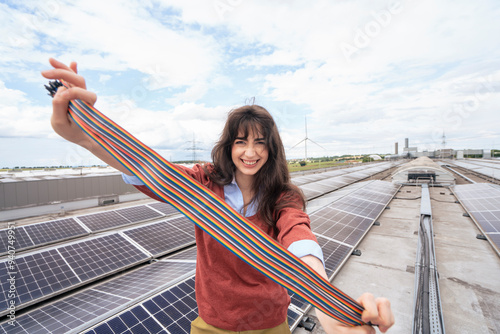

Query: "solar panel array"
(452, 183), (500, 255)
(295, 162), (396, 200)
(0, 203), (179, 256)
(123, 217), (195, 257)
(446, 159), (500, 181)
(288, 180), (400, 314)
(0, 233), (151, 316)
(0, 218), (88, 255)
(0, 162), (401, 332)
(84, 275), (305, 334)
(0, 259), (196, 334)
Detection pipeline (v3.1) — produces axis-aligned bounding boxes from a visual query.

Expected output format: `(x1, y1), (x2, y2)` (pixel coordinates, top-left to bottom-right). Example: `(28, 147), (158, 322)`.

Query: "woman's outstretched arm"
(41, 58), (133, 175)
(301, 255), (395, 334)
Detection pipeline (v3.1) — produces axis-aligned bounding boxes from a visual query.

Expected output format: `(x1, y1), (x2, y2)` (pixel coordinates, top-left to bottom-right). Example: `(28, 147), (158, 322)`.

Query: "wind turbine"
(291, 116), (325, 161)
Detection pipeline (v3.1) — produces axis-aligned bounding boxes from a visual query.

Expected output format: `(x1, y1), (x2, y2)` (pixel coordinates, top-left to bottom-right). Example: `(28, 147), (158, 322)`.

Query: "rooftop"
(0, 159), (499, 333)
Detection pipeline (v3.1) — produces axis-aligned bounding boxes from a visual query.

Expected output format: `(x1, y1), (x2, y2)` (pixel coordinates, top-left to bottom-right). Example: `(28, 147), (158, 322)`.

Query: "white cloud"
(1, 0), (500, 166)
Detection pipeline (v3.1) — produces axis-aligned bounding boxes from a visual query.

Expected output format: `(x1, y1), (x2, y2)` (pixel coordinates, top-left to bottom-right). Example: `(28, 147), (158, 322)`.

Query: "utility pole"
(185, 133), (204, 163)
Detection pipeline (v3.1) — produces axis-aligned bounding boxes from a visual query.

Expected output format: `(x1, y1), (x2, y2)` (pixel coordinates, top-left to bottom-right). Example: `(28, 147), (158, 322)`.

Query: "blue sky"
(1, 0), (499, 167)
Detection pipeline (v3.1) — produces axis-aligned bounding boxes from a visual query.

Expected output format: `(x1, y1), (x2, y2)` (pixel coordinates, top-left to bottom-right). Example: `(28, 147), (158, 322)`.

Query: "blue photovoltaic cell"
(0, 289), (130, 334)
(123, 217), (195, 257)
(148, 202), (178, 216)
(57, 234), (150, 282)
(142, 277), (198, 333)
(0, 249), (80, 314)
(311, 207), (371, 246)
(289, 292), (310, 312)
(316, 235), (353, 278)
(85, 306), (167, 334)
(115, 205), (163, 223)
(453, 183), (500, 253)
(0, 226), (33, 254)
(77, 210), (130, 232)
(93, 261), (196, 300)
(0, 262), (196, 334)
(23, 218), (88, 247)
(287, 307), (303, 330)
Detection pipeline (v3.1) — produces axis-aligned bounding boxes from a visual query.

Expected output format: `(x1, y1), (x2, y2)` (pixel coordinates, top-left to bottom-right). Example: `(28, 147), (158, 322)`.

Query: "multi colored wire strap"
(45, 80), (366, 326)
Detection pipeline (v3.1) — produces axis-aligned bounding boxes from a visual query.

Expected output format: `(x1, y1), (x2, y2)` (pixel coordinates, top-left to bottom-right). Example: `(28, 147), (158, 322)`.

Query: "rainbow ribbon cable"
(45, 80), (367, 326)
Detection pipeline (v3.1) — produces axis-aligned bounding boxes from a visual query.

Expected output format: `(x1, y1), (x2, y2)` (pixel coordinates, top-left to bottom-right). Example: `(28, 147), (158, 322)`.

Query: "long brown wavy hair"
(207, 105), (306, 228)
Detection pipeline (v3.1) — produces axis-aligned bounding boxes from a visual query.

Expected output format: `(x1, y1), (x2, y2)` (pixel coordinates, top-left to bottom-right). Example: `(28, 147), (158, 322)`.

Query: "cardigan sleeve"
(275, 204), (325, 266)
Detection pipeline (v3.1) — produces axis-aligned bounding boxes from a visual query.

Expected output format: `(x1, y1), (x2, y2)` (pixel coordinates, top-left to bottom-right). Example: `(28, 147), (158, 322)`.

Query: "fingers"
(70, 61), (78, 74)
(358, 293), (395, 333)
(375, 298), (394, 333)
(53, 85), (97, 107)
(41, 58), (86, 89)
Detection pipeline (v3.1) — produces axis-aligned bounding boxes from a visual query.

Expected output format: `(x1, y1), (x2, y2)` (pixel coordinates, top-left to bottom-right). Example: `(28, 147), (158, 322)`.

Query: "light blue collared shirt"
(122, 173), (324, 266)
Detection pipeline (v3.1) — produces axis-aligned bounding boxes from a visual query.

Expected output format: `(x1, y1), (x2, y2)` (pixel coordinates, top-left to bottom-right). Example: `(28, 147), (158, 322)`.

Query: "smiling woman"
(42, 58), (394, 334)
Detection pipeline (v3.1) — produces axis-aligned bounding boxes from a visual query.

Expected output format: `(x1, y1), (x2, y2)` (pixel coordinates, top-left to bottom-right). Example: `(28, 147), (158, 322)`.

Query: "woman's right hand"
(41, 58), (97, 149)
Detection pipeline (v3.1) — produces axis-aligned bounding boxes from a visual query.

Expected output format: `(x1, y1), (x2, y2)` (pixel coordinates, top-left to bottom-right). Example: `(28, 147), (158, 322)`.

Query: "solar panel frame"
(0, 261), (196, 334)
(56, 233), (151, 283)
(161, 246), (197, 262)
(315, 235), (353, 278)
(0, 248), (81, 315)
(0, 226), (33, 255)
(76, 210), (131, 232)
(287, 307), (305, 331)
(453, 183), (500, 255)
(23, 218), (89, 248)
(123, 217), (195, 258)
(115, 205), (163, 223)
(147, 201), (178, 216)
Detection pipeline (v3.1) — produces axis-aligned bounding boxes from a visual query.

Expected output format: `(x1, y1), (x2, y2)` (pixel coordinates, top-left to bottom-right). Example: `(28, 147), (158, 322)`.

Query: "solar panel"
(57, 234), (150, 282)
(0, 226), (33, 255)
(141, 277), (198, 333)
(287, 307), (304, 331)
(93, 261), (196, 300)
(23, 218), (88, 247)
(148, 201), (178, 216)
(85, 305), (168, 334)
(453, 183), (500, 254)
(0, 249), (81, 314)
(115, 205), (163, 223)
(311, 207), (372, 245)
(85, 277), (198, 334)
(0, 261), (196, 334)
(77, 210), (129, 232)
(0, 289), (131, 334)
(123, 217), (195, 257)
(333, 197), (384, 219)
(163, 246), (197, 261)
(315, 235), (352, 278)
(288, 292), (310, 312)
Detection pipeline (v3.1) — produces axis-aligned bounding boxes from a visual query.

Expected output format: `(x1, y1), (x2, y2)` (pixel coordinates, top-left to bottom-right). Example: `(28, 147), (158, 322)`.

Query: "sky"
(0, 0), (499, 168)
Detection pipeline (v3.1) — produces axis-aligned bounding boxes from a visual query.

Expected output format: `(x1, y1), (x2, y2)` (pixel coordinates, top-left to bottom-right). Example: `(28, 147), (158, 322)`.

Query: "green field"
(287, 160), (360, 172)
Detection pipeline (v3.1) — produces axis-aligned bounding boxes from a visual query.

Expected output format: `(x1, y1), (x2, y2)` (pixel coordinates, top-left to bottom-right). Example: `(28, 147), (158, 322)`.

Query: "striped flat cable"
(45, 80), (367, 327)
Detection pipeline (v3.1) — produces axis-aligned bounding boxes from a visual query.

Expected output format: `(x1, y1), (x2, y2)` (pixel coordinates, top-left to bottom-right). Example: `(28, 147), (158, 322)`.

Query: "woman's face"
(231, 128), (269, 179)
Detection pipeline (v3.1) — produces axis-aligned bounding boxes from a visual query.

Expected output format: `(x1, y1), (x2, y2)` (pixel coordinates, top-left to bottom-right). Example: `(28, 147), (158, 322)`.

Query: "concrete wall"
(0, 174), (138, 211)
